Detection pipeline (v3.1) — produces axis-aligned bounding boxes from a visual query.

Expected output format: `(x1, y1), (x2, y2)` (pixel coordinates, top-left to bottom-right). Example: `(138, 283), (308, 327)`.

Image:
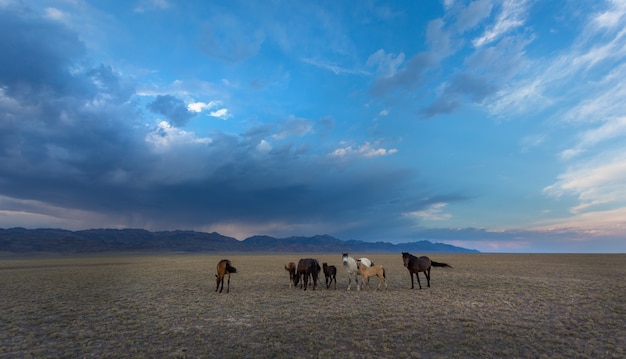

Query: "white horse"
(342, 253), (374, 290)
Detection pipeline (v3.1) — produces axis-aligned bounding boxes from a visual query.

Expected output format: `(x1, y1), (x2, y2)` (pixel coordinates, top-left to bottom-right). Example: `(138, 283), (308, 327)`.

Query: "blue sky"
(1, 0), (625, 253)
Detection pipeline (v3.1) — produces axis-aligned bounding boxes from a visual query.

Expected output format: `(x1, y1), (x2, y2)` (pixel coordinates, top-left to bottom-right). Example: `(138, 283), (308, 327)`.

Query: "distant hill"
(0, 228), (479, 254)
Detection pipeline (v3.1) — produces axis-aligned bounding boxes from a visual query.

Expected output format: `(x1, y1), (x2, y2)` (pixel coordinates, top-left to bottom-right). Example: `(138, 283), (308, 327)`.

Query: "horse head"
(342, 253), (349, 265)
(401, 252), (410, 267)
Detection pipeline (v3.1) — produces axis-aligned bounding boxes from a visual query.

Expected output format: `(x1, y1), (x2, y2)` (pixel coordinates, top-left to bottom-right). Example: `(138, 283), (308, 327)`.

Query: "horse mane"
(402, 252), (419, 261)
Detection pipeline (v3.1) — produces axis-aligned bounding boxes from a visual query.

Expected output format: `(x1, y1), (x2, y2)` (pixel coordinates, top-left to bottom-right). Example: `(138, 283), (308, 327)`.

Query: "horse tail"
(382, 266), (386, 278)
(431, 261), (452, 269)
(226, 263), (237, 273)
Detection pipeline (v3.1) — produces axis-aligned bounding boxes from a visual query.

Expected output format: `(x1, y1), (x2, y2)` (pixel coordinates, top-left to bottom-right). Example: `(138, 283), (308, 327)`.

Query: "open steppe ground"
(1, 253), (624, 358)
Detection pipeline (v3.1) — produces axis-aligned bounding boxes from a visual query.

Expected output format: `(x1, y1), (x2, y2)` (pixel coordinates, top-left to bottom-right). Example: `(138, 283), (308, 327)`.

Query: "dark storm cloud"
(147, 95), (196, 127)
(0, 5), (470, 240)
(0, 5), (86, 100)
(0, 6), (149, 207)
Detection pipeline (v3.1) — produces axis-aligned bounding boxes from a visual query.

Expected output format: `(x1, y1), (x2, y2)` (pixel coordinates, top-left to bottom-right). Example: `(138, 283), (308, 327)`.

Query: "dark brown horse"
(402, 252), (452, 289)
(215, 259), (237, 293)
(322, 263), (337, 289)
(285, 262), (297, 288)
(293, 258), (321, 291)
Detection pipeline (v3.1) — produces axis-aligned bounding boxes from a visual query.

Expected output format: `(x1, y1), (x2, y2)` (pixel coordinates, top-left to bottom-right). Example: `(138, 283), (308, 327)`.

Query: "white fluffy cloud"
(330, 142), (398, 159)
(187, 101), (230, 119)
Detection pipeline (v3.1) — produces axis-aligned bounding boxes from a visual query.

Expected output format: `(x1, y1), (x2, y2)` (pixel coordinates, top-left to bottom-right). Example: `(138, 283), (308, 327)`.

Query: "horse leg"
(416, 272), (422, 289)
(426, 268), (431, 288)
(215, 274), (221, 292)
(409, 272), (414, 289)
(226, 272), (231, 293)
(333, 275), (337, 290)
(378, 274), (387, 290)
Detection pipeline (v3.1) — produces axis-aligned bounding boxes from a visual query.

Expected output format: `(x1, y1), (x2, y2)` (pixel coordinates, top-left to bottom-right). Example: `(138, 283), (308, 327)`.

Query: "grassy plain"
(1, 253), (624, 358)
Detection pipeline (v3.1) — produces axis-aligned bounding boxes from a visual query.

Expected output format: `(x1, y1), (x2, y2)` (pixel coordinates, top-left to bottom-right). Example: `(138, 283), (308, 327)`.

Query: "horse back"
(297, 258), (318, 274)
(358, 257), (374, 267)
(408, 256), (431, 272)
(217, 259), (237, 275)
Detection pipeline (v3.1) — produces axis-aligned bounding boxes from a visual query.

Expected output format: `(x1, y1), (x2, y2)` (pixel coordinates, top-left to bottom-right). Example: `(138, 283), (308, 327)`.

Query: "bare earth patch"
(1, 253), (624, 358)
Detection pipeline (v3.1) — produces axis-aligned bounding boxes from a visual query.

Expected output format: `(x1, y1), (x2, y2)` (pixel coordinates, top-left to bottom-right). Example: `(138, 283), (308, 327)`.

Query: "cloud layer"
(1, 1), (625, 252)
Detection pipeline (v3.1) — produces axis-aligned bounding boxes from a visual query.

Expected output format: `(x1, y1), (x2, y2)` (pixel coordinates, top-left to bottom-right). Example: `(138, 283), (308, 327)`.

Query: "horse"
(322, 263), (337, 289)
(341, 253), (374, 290)
(401, 252), (452, 289)
(356, 259), (387, 290)
(215, 259), (237, 293)
(293, 258), (321, 291)
(284, 262), (296, 288)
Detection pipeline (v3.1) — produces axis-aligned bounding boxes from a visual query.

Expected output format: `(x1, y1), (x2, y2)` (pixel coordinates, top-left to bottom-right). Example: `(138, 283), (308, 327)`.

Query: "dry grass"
(1, 253), (624, 358)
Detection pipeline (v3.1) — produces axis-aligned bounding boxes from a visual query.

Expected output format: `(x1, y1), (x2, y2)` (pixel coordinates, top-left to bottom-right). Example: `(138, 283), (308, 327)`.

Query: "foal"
(356, 259), (387, 290)
(284, 262), (296, 288)
(215, 259), (237, 293)
(322, 263), (337, 289)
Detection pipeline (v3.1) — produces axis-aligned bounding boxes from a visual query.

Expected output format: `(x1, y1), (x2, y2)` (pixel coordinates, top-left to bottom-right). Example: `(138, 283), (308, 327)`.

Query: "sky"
(1, 0), (626, 253)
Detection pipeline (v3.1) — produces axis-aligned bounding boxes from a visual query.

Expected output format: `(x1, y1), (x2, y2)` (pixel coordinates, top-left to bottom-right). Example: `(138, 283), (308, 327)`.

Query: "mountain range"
(0, 228), (479, 254)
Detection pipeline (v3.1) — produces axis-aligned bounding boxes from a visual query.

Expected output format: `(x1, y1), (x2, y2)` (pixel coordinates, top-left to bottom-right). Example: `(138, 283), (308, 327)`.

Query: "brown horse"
(356, 259), (387, 290)
(215, 259), (237, 293)
(284, 262), (296, 288)
(401, 252), (452, 289)
(322, 263), (337, 289)
(293, 258), (321, 291)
